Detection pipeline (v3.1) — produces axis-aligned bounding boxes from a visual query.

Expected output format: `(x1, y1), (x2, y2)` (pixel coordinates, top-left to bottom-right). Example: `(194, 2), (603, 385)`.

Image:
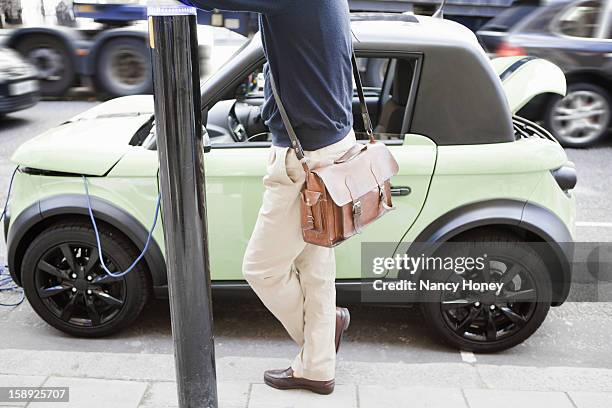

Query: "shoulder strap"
(267, 50), (375, 163)
(268, 71), (306, 161)
(351, 50), (375, 143)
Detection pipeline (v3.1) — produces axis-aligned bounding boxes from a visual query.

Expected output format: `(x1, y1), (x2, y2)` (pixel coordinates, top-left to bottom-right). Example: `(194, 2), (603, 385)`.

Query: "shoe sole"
(264, 377), (334, 395)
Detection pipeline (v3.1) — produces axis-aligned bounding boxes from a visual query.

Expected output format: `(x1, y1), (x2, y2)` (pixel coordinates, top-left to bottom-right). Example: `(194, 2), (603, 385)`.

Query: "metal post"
(148, 4), (218, 408)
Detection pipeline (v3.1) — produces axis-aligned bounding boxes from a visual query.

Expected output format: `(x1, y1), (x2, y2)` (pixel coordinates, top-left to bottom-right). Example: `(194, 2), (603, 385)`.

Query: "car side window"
(556, 0), (604, 38)
(353, 56), (420, 143)
(206, 54), (420, 147)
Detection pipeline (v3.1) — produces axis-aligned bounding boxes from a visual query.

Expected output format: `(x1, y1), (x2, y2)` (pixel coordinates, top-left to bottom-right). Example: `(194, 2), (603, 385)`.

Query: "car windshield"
(199, 35), (252, 89)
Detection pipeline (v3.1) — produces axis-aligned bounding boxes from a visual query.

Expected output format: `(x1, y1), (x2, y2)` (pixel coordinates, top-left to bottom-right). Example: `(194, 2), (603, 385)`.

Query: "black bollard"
(148, 4), (218, 407)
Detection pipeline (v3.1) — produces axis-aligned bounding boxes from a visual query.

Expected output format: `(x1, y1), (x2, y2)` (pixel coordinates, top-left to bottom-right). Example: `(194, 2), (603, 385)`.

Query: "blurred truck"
(3, 1), (215, 98)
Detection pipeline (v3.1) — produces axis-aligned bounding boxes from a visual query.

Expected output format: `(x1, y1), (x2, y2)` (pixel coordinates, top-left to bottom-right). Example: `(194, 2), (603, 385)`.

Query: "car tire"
(544, 82), (611, 147)
(21, 221), (150, 337)
(420, 231), (552, 353)
(15, 35), (75, 97)
(94, 38), (153, 97)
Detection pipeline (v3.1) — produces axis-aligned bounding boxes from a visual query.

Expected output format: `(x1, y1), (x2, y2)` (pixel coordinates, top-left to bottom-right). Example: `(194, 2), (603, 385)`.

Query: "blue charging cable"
(0, 167), (24, 307)
(82, 176), (161, 278)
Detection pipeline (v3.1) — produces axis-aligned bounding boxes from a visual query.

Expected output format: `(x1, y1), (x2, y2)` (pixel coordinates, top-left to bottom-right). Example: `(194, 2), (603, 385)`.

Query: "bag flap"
(312, 141), (399, 206)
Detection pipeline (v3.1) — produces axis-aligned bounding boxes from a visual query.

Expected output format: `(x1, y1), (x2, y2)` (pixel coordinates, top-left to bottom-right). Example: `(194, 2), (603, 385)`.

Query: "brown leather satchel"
(268, 52), (399, 247)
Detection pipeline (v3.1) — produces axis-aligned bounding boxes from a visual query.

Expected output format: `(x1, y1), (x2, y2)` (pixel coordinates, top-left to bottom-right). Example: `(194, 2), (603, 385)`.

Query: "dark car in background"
(0, 45), (39, 116)
(478, 0), (612, 147)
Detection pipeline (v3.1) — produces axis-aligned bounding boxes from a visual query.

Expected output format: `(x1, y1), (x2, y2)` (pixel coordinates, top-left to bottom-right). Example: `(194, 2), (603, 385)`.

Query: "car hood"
(490, 56), (567, 114)
(11, 96), (154, 176)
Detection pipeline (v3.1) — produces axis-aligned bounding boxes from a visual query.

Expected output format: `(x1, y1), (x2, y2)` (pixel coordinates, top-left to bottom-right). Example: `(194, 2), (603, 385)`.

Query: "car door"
(202, 54), (436, 282)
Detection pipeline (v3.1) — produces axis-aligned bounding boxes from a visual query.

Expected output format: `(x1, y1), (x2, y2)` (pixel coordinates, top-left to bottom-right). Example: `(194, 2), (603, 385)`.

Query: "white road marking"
(461, 351), (477, 364)
(576, 221), (612, 228)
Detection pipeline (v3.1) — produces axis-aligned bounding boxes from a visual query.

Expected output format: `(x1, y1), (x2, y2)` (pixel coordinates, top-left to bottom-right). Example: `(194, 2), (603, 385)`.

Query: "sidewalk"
(1, 349), (612, 408)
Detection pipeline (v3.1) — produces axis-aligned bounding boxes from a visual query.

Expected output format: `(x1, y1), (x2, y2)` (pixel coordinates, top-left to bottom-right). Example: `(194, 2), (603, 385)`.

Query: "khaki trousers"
(242, 130), (356, 381)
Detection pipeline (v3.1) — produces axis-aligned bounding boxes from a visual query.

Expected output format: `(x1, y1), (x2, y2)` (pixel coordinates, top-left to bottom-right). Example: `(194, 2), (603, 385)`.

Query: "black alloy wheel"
(439, 256), (538, 343)
(34, 244), (126, 328)
(420, 231), (552, 353)
(22, 222), (150, 337)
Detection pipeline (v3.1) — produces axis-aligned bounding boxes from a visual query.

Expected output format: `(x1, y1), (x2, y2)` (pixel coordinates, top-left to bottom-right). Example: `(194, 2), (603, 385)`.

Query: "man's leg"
(242, 146), (308, 347)
(290, 243), (337, 381)
(244, 131), (356, 389)
(287, 130), (357, 381)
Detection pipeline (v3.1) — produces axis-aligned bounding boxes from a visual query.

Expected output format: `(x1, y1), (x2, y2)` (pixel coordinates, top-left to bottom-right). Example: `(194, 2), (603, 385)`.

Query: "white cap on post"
(147, 0), (196, 16)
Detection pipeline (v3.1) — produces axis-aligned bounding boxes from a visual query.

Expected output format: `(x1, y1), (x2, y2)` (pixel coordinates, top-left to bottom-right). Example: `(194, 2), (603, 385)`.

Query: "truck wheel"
(95, 38), (152, 97)
(420, 232), (552, 353)
(21, 222), (150, 337)
(16, 35), (75, 97)
(545, 83), (611, 147)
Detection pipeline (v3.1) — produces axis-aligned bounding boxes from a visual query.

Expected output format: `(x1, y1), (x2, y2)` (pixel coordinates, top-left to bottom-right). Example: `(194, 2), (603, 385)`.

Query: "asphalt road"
(0, 101), (611, 376)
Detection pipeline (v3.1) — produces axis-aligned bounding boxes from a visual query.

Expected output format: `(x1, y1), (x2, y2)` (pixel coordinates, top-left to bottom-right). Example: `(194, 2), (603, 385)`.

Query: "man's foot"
(263, 368), (335, 395)
(335, 307), (350, 352)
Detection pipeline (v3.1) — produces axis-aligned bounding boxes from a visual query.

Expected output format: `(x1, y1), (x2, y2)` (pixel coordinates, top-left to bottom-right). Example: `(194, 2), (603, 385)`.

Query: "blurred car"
(0, 45), (39, 116)
(477, 3), (540, 51)
(477, 0), (612, 147)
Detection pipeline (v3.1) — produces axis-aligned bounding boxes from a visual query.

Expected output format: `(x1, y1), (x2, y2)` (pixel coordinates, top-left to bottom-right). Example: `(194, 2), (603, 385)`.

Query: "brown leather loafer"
(335, 307), (351, 352)
(264, 367), (335, 395)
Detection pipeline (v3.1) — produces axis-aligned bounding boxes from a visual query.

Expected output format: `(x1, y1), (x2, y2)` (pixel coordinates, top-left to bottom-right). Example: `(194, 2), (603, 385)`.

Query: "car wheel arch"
(409, 199), (572, 305)
(7, 194), (167, 292)
(564, 71), (612, 94)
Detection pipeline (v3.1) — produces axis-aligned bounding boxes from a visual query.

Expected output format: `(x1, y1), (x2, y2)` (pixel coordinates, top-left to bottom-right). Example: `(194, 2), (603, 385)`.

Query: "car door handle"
(390, 186), (411, 196)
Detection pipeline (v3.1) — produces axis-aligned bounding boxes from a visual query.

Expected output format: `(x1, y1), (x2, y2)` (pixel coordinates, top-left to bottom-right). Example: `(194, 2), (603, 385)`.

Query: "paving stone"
(476, 365), (612, 392)
(464, 389), (575, 408)
(139, 381), (250, 408)
(359, 385), (468, 408)
(568, 391), (612, 408)
(248, 383), (356, 408)
(28, 376), (147, 408)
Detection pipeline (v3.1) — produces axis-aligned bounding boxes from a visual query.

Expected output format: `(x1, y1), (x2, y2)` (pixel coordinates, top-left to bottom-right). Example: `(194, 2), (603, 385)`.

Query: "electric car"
(4, 14), (576, 353)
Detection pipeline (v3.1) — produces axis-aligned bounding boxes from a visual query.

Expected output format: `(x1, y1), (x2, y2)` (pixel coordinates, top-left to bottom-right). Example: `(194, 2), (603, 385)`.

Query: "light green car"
(4, 15), (576, 352)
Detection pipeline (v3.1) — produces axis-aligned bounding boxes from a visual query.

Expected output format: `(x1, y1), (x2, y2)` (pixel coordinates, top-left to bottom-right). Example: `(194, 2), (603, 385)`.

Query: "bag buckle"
(305, 214), (315, 230)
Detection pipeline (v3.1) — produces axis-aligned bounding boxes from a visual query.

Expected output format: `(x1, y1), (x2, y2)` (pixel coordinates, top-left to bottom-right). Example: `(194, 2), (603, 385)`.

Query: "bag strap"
(267, 71), (307, 163)
(267, 50), (376, 167)
(351, 50), (376, 143)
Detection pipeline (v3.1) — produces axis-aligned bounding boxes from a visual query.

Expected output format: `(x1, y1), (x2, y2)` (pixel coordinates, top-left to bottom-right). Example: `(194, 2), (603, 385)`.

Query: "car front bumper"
(0, 79), (40, 114)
